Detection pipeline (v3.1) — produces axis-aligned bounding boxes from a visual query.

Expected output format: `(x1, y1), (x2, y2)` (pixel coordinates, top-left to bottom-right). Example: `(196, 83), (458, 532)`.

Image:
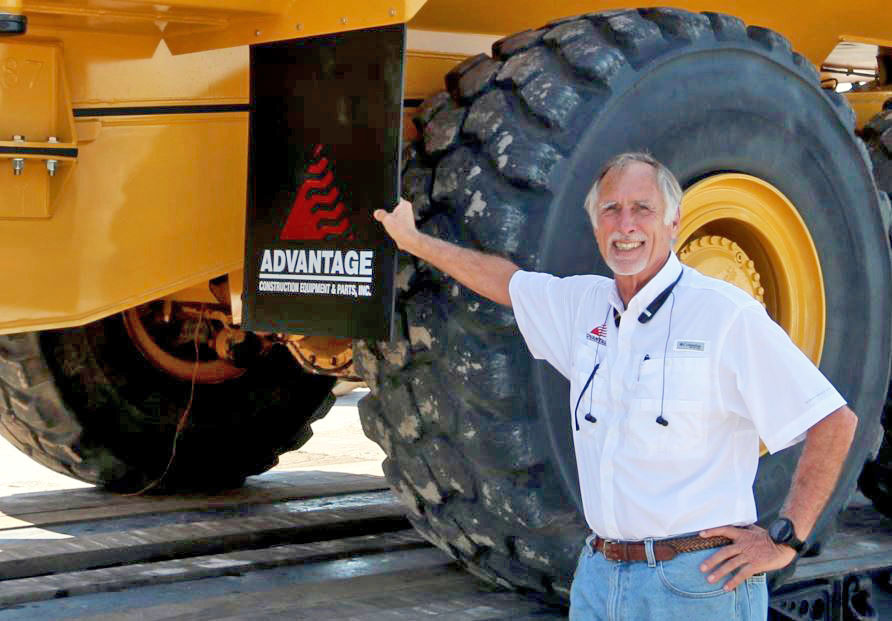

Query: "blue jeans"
(569, 537), (768, 620)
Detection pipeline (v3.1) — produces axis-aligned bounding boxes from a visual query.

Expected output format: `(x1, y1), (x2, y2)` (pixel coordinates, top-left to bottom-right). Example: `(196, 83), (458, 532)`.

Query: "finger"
(707, 554), (747, 584)
(373, 209), (388, 222)
(699, 545), (737, 573)
(700, 526), (742, 540)
(722, 564), (754, 592)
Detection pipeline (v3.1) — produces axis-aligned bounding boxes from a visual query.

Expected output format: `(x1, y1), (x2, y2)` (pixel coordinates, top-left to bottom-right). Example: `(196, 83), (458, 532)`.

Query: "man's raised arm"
(374, 199), (520, 307)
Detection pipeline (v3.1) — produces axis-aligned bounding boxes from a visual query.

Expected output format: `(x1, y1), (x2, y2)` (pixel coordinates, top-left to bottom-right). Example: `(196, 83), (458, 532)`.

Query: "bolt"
(388, 7), (396, 16)
(296, 23), (303, 31)
(331, 357), (338, 366)
(11, 135), (25, 175)
(46, 137), (59, 176)
(340, 16), (348, 24)
(255, 29), (261, 36)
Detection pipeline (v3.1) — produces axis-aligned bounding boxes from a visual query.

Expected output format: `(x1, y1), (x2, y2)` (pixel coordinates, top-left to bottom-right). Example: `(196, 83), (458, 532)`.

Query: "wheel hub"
(123, 304), (247, 384)
(678, 235), (765, 304)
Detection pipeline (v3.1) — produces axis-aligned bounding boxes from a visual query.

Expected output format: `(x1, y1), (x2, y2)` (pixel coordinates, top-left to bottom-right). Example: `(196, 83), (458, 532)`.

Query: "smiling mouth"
(614, 240), (644, 251)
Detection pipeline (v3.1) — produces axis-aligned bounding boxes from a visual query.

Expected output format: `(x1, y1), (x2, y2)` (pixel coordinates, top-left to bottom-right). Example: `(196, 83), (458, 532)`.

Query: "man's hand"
(373, 197), (519, 306)
(698, 524), (796, 591)
(374, 199), (419, 252)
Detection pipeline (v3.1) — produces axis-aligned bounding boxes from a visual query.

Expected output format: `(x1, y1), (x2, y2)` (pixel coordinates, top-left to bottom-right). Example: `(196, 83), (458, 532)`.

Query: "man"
(374, 152), (857, 619)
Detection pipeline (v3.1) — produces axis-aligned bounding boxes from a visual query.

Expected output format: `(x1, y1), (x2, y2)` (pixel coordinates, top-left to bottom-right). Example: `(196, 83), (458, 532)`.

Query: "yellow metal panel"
(404, 51), (462, 100)
(0, 112), (247, 334)
(162, 0), (414, 55)
(845, 89), (892, 131)
(0, 42), (77, 218)
(51, 26), (454, 108)
(19, 0), (423, 54)
(54, 29), (248, 108)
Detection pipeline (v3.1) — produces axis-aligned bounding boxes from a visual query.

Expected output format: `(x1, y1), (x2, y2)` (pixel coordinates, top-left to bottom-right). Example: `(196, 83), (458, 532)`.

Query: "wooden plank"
(0, 498), (407, 581)
(0, 471), (387, 531)
(37, 550), (567, 621)
(0, 530), (428, 606)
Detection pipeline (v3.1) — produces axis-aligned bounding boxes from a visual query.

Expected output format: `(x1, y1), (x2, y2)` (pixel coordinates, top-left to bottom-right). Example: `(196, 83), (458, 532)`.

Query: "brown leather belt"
(592, 534), (732, 562)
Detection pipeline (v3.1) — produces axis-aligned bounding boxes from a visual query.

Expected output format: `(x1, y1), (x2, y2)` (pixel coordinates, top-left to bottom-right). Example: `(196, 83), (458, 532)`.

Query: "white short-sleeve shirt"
(508, 252), (845, 541)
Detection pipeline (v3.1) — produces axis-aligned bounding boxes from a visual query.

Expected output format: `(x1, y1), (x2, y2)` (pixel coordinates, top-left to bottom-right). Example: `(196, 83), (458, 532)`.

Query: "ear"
(668, 206), (680, 237)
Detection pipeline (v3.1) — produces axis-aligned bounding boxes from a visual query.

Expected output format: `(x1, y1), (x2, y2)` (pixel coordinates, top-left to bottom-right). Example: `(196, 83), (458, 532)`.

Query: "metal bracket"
(0, 41), (77, 218)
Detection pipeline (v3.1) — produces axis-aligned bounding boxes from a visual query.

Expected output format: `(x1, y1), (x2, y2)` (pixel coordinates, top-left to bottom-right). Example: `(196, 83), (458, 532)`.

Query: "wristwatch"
(768, 517), (806, 554)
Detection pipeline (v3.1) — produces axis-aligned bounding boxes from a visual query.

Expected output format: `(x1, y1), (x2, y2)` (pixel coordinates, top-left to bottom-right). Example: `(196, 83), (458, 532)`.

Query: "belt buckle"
(602, 540), (622, 562)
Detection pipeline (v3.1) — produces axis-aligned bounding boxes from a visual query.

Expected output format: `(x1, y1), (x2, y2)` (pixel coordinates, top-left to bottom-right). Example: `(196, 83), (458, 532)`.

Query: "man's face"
(593, 162), (679, 279)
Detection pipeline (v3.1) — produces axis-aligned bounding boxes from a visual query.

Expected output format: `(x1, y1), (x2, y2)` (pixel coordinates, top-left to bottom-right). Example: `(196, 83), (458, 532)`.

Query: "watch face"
(770, 518), (794, 544)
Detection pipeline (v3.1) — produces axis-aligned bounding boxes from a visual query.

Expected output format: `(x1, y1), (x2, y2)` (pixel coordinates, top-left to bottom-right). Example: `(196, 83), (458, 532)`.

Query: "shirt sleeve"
(508, 270), (592, 380)
(717, 303), (847, 454)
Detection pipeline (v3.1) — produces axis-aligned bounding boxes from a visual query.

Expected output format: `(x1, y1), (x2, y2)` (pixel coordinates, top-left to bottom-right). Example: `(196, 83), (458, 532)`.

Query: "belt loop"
(644, 538), (656, 568)
(584, 533), (597, 557)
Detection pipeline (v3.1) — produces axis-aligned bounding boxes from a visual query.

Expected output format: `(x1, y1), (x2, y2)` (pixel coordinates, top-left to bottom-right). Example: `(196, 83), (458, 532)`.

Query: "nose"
(618, 206), (637, 234)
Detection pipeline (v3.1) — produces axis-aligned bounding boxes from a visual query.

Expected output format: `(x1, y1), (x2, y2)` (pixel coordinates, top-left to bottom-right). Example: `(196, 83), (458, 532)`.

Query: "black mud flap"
(243, 24), (405, 340)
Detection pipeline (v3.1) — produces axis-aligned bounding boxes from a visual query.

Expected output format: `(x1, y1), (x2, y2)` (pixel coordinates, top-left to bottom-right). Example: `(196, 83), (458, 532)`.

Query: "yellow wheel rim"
(678, 174), (826, 365)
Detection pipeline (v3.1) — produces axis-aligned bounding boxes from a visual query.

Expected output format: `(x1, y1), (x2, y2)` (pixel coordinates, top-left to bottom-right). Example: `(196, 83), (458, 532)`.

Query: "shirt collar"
(607, 252), (683, 315)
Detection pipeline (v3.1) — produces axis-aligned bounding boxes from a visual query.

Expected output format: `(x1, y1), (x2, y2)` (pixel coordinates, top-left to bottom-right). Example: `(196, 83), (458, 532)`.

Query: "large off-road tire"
(356, 9), (892, 598)
(859, 102), (892, 517)
(0, 314), (335, 492)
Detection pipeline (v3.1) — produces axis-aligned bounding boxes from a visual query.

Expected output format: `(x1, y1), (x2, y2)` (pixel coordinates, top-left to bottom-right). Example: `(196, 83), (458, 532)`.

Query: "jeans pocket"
(743, 573), (769, 620)
(657, 561), (730, 599)
(746, 573), (767, 584)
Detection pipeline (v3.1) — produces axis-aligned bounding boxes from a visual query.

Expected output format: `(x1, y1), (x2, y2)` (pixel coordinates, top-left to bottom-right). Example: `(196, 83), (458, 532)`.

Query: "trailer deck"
(0, 470), (887, 620)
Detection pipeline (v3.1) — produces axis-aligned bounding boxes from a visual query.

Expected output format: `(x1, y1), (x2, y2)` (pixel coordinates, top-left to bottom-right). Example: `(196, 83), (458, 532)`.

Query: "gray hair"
(583, 152), (683, 229)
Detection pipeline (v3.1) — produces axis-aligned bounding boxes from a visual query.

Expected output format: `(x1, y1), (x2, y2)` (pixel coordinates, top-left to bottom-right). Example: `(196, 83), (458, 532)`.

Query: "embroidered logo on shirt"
(674, 339), (707, 353)
(586, 323), (607, 346)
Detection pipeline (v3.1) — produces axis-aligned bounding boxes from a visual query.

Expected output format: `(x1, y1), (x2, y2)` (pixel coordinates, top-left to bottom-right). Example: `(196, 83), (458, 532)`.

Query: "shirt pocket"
(628, 356), (709, 459)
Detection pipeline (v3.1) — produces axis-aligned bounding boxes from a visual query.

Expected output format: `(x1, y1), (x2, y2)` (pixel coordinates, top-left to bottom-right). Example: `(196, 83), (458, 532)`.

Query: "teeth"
(615, 241), (643, 250)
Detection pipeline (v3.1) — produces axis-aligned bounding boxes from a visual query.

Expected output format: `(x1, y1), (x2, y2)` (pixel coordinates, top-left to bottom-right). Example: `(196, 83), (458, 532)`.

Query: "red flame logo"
(280, 145), (354, 241)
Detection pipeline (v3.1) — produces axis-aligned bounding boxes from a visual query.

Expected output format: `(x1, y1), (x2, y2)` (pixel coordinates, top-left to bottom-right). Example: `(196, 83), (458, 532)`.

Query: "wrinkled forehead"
(598, 162), (663, 205)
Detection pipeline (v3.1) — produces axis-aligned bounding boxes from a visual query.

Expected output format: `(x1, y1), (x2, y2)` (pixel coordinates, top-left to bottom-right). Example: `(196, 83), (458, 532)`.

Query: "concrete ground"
(0, 388), (383, 498)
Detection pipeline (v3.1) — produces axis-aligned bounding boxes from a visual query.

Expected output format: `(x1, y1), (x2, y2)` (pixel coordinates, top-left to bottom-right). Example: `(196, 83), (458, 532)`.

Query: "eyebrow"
(598, 200), (652, 210)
